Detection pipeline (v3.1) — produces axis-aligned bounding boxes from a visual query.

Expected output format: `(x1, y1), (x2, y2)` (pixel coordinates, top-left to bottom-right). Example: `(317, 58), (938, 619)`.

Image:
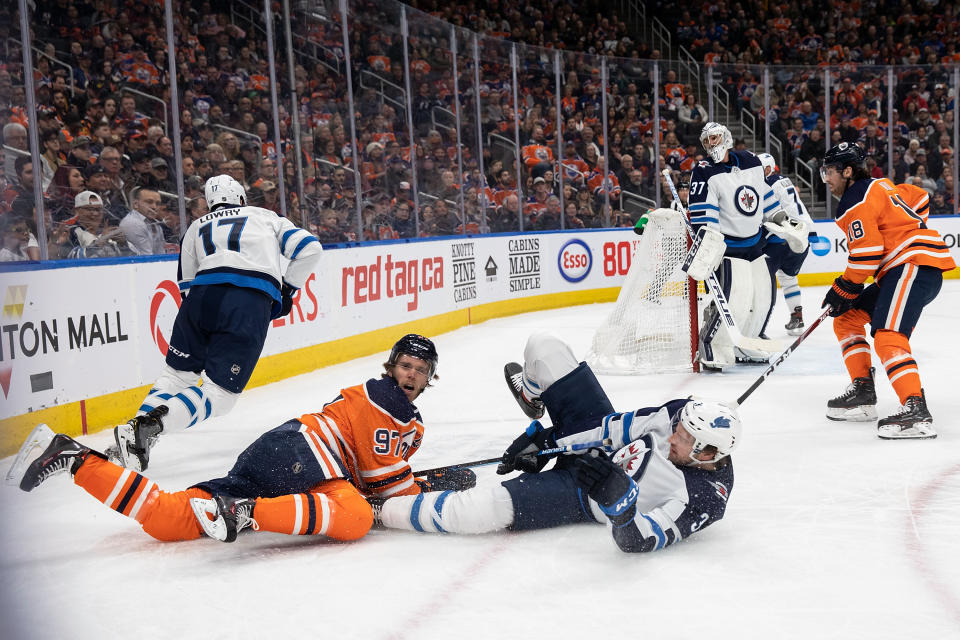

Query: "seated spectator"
(930, 192), (953, 216)
(84, 164), (127, 225)
(146, 157), (175, 192)
(315, 209), (348, 244)
(0, 215), (33, 262)
(492, 194), (522, 233)
(119, 186), (166, 255)
(533, 195), (562, 230)
(392, 201), (416, 239)
(67, 191), (129, 258)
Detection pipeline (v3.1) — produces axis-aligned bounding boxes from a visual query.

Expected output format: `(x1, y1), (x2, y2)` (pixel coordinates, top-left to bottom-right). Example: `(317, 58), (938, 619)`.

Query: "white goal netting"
(586, 212), (696, 374)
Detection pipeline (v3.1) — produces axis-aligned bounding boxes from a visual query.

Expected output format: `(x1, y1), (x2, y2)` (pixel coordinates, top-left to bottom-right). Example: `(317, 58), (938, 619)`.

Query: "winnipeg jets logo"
(710, 416), (732, 429)
(708, 480), (730, 502)
(734, 185), (760, 216)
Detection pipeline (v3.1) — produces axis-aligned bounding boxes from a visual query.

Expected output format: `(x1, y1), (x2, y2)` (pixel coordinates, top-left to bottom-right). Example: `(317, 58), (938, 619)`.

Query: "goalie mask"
(679, 399), (742, 462)
(387, 334), (439, 378)
(204, 174), (247, 210)
(700, 122), (733, 163)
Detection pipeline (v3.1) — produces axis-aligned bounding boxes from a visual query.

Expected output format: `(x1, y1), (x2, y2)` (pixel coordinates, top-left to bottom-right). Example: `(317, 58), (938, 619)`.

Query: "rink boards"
(1, 216), (958, 455)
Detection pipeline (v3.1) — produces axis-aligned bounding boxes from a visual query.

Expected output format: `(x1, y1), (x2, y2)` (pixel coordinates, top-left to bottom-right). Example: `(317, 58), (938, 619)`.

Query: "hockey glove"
(496, 420), (557, 475)
(821, 276), (863, 317)
(573, 451), (638, 525)
(415, 467), (478, 492)
(279, 283), (297, 318)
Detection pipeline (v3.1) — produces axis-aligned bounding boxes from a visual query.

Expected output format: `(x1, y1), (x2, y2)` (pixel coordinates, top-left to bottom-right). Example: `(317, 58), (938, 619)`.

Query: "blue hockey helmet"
(387, 334), (438, 378)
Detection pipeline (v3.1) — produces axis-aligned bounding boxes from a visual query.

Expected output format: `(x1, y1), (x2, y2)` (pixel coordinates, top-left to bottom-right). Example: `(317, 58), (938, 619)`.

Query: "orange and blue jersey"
(835, 178), (956, 285)
(299, 377), (425, 498)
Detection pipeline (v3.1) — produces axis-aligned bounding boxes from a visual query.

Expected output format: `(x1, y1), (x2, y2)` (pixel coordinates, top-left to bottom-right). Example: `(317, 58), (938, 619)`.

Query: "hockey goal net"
(586, 211), (699, 374)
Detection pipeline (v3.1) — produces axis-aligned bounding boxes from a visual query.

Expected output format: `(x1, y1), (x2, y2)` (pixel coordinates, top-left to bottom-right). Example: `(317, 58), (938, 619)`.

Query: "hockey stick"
(411, 438), (613, 476)
(729, 307), (831, 408)
(661, 169), (780, 353)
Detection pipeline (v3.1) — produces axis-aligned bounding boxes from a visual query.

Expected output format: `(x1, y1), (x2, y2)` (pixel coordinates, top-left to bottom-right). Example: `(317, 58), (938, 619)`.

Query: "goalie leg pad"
(682, 227), (726, 282)
(698, 301), (734, 369)
(379, 484), (515, 534)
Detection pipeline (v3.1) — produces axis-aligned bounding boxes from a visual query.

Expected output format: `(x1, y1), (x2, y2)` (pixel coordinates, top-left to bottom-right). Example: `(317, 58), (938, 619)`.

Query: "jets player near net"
(819, 142), (955, 440)
(110, 174), (324, 472)
(374, 332), (739, 553)
(12, 335), (475, 544)
(684, 122), (796, 369)
(757, 153), (816, 337)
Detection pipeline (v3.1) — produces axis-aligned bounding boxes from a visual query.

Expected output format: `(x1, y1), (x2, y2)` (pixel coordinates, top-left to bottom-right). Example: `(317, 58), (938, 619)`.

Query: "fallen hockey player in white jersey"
(757, 153), (814, 336)
(374, 333), (739, 553)
(111, 174), (324, 472)
(686, 122), (782, 369)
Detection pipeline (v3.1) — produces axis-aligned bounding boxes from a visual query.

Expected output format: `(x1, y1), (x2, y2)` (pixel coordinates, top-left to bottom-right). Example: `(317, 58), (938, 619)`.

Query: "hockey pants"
(73, 456), (373, 542)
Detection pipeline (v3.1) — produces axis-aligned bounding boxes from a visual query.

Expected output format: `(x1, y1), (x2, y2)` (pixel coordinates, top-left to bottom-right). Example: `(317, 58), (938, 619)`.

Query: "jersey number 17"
(199, 216), (248, 255)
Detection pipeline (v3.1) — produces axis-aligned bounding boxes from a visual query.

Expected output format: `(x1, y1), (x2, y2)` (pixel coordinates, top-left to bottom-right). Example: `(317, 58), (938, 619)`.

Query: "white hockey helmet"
(758, 152), (776, 173)
(204, 174), (246, 209)
(700, 122), (733, 163)
(678, 399), (742, 462)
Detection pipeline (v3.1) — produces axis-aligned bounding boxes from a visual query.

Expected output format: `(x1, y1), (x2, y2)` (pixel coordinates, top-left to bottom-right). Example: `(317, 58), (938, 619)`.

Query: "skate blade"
(189, 497), (228, 541)
(877, 424), (937, 440)
(826, 406), (878, 422)
(5, 424), (55, 486)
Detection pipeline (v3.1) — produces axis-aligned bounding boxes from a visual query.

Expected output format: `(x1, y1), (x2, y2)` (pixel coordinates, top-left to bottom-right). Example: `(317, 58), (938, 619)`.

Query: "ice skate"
(826, 368), (877, 421)
(504, 362), (545, 419)
(190, 495), (259, 542)
(18, 432), (100, 492)
(785, 306), (804, 336)
(113, 406), (168, 473)
(877, 391), (936, 440)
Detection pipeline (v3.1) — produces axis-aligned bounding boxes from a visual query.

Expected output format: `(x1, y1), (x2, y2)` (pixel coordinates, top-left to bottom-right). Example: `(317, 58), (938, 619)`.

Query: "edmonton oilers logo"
(734, 185), (760, 216)
(149, 280), (182, 356)
(810, 234), (830, 256)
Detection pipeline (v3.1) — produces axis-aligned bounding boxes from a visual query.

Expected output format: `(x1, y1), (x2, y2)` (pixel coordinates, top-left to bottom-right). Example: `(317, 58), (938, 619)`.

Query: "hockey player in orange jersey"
(819, 142), (955, 439)
(12, 335), (474, 543)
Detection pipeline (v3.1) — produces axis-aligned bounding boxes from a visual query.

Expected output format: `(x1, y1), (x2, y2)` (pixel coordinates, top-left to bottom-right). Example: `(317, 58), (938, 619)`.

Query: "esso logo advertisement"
(149, 280), (182, 356)
(810, 234), (831, 256)
(558, 239), (592, 283)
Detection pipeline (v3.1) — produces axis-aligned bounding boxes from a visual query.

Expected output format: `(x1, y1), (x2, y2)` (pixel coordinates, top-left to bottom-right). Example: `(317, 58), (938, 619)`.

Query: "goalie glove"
(496, 420), (557, 475)
(682, 227), (726, 282)
(821, 276), (863, 317)
(763, 210), (809, 253)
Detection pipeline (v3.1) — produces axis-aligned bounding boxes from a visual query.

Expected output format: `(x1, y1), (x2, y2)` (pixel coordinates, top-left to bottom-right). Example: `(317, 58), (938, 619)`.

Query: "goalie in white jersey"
(685, 122), (787, 369)
(112, 175), (323, 472)
(374, 333), (739, 553)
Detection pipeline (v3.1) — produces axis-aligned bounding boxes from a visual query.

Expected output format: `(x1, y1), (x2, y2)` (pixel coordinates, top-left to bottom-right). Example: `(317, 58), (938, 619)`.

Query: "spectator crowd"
(0, 0), (956, 262)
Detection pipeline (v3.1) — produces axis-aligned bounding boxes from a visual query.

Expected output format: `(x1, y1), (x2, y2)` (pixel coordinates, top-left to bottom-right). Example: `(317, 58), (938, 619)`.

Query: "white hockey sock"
(778, 272), (801, 310)
(379, 484), (515, 534)
(522, 332), (580, 397)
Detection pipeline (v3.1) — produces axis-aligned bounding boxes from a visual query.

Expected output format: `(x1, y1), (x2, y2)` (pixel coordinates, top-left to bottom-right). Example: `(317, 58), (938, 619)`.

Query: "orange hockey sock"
(874, 329), (922, 404)
(253, 479), (373, 541)
(833, 309), (873, 380)
(73, 456), (209, 542)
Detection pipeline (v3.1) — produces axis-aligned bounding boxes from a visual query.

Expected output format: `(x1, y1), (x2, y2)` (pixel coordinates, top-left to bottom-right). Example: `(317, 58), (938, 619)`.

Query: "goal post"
(586, 211), (699, 374)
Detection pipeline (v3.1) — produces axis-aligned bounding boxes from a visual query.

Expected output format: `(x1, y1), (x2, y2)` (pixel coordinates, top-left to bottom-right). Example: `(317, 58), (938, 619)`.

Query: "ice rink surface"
(2, 282), (959, 640)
